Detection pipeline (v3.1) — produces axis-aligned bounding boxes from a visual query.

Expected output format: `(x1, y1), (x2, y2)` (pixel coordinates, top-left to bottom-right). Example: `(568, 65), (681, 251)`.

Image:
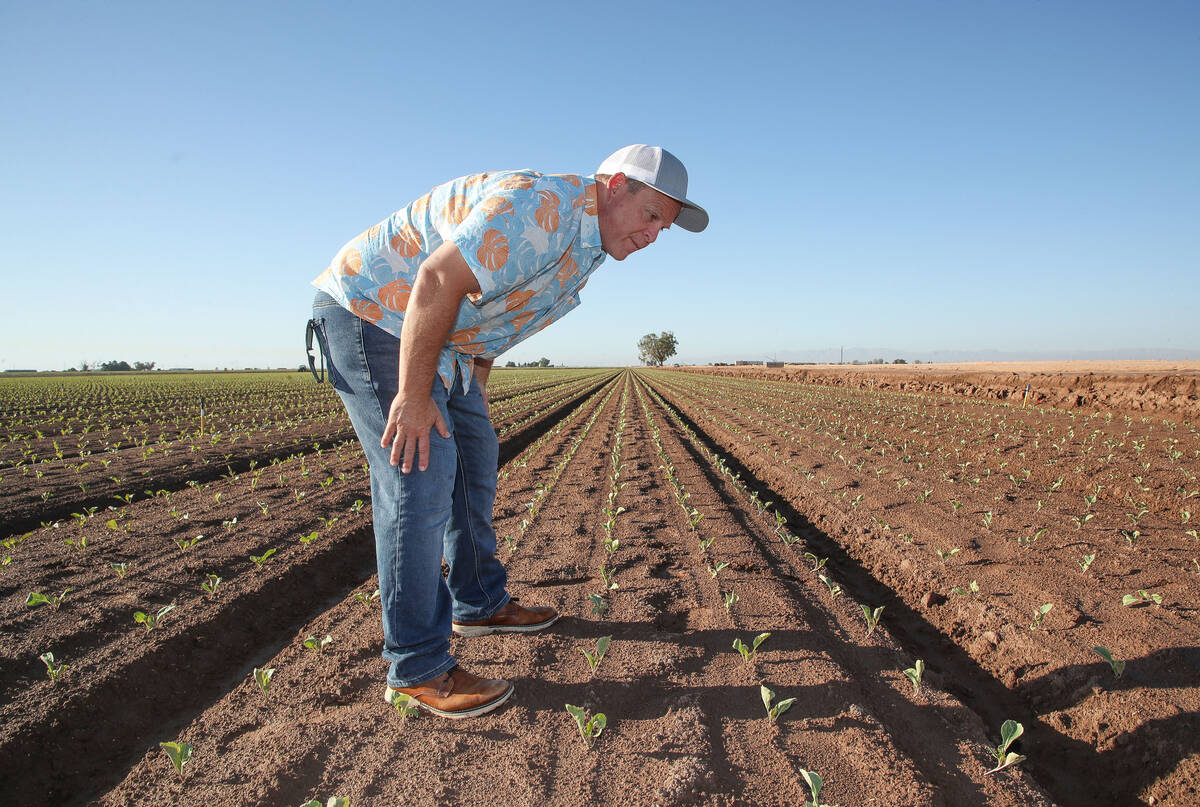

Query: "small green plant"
(818, 573), (843, 598)
(723, 591), (739, 612)
(300, 799), (349, 807)
(26, 588), (71, 611)
(950, 580), (980, 597)
(298, 530), (319, 546)
(578, 635), (612, 674)
(201, 574), (222, 599)
(1029, 602), (1053, 630)
(253, 666), (275, 696)
(603, 535), (620, 554)
(760, 684), (796, 723)
(134, 604), (176, 633)
(732, 632), (771, 664)
(984, 720), (1026, 775)
(354, 588), (380, 609)
(1079, 553), (1096, 572)
(588, 593), (608, 617)
(798, 768), (830, 807)
(803, 551), (827, 572)
(599, 565), (618, 591)
(1122, 589), (1162, 607)
(386, 688), (420, 730)
(936, 547), (960, 563)
(698, 533), (716, 551)
(861, 604), (884, 636)
(110, 561), (129, 578)
(159, 740), (193, 782)
(565, 703), (607, 748)
(902, 658), (925, 695)
(303, 634), (333, 653)
(982, 511), (993, 530)
(707, 561), (729, 578)
(1093, 646), (1125, 678)
(251, 548), (277, 568)
(173, 534), (201, 551)
(40, 651), (66, 683)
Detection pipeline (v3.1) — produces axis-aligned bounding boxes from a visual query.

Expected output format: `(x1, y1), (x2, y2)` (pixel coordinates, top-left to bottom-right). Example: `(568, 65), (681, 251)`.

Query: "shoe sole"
(451, 612), (559, 637)
(383, 682), (514, 719)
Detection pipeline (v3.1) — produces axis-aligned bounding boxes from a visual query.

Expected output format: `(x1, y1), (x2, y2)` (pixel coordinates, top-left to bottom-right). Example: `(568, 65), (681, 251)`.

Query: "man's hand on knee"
(382, 391), (450, 473)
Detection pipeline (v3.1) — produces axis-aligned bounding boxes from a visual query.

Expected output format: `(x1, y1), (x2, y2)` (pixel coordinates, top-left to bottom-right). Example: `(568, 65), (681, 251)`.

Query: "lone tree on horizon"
(638, 332), (678, 366)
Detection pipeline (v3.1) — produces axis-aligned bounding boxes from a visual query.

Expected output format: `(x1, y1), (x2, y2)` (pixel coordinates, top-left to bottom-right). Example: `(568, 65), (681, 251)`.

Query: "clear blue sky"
(2, 1), (1197, 370)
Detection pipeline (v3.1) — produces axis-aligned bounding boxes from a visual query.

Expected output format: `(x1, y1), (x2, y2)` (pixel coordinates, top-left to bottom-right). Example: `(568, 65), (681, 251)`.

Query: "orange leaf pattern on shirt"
(449, 327), (486, 355)
(511, 311), (537, 333)
(573, 183), (598, 216)
(505, 289), (535, 312)
(477, 229), (508, 272)
(499, 174), (536, 190)
(390, 224), (423, 258)
(365, 224), (381, 240)
(411, 194), (431, 215)
(349, 298), (383, 324)
(378, 279), (412, 312)
(535, 190), (560, 232)
(442, 194), (472, 228)
(555, 254), (579, 287)
(479, 196), (514, 221)
(337, 246), (362, 276)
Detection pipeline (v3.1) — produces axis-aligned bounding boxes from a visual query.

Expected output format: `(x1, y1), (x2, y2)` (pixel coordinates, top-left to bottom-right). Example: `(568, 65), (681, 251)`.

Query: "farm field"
(0, 367), (1196, 806)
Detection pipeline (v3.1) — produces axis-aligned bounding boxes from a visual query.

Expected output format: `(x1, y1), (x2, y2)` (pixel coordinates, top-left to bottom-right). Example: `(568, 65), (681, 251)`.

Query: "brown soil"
(688, 360), (1200, 419)
(1, 366), (1195, 806)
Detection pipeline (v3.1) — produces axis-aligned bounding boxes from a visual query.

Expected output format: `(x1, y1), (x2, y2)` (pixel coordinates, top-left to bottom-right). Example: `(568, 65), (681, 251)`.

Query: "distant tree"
(505, 360), (516, 367)
(133, 361), (156, 371)
(100, 360), (133, 372)
(79, 360), (91, 372)
(638, 332), (678, 366)
(893, 358), (907, 365)
(538, 357), (551, 367)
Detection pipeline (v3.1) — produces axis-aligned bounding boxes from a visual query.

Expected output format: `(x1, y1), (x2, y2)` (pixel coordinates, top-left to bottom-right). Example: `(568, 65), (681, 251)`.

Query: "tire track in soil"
(640, 371), (1108, 807)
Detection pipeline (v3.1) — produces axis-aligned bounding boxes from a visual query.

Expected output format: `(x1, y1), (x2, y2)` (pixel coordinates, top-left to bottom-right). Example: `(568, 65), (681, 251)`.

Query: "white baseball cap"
(597, 144), (708, 233)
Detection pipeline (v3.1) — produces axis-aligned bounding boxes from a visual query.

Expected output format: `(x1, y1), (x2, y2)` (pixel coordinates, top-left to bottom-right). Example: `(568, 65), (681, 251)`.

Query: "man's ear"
(606, 172), (626, 193)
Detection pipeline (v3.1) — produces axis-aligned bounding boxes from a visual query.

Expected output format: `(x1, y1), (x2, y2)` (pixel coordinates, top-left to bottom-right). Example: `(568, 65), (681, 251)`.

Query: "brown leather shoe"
(452, 599), (559, 637)
(383, 666), (513, 719)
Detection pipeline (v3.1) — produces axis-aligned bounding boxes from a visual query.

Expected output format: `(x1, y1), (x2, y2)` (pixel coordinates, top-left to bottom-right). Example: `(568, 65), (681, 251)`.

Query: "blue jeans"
(311, 292), (509, 686)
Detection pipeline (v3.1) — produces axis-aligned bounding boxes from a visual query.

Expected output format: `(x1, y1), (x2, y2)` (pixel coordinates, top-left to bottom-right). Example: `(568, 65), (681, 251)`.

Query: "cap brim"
(673, 202), (708, 233)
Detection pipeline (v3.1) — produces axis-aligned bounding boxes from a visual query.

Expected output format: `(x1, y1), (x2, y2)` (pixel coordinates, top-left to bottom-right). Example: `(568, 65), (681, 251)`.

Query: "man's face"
(597, 174), (683, 261)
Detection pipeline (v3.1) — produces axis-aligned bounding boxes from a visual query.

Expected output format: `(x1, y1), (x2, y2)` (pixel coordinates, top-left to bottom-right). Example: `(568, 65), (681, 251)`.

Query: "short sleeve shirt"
(312, 170), (605, 391)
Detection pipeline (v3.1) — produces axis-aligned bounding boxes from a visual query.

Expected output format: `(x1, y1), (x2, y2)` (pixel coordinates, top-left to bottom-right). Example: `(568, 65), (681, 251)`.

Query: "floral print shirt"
(313, 170), (605, 391)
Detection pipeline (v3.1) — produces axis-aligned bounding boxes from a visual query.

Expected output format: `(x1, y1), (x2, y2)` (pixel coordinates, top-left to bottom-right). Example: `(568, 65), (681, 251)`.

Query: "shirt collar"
(580, 176), (602, 251)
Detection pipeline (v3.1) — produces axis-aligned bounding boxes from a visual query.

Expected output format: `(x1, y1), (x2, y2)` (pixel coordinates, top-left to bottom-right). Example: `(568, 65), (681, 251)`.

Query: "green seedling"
(298, 530), (319, 546)
(578, 635), (612, 673)
(902, 658), (925, 695)
(40, 651), (66, 683)
(936, 547), (960, 563)
(798, 768), (830, 807)
(159, 740), (193, 782)
(723, 591), (739, 612)
(253, 666), (275, 696)
(1093, 646), (1125, 678)
(350, 499), (365, 512)
(303, 634), (333, 653)
(951, 580), (980, 597)
(251, 548), (277, 568)
(861, 604), (884, 636)
(603, 536), (620, 554)
(984, 720), (1026, 775)
(300, 799), (349, 807)
(588, 593), (608, 617)
(354, 588), (380, 609)
(732, 632), (771, 664)
(599, 565), (618, 591)
(760, 684), (796, 724)
(818, 573), (843, 598)
(134, 604), (176, 633)
(173, 534), (201, 551)
(386, 688), (420, 730)
(981, 511), (994, 530)
(63, 534), (88, 555)
(1122, 590), (1162, 607)
(565, 703), (607, 748)
(110, 561), (129, 578)
(707, 561), (729, 578)
(698, 534), (716, 551)
(803, 552), (827, 572)
(201, 574), (222, 599)
(1029, 603), (1053, 630)
(1020, 527), (1049, 546)
(26, 588), (71, 611)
